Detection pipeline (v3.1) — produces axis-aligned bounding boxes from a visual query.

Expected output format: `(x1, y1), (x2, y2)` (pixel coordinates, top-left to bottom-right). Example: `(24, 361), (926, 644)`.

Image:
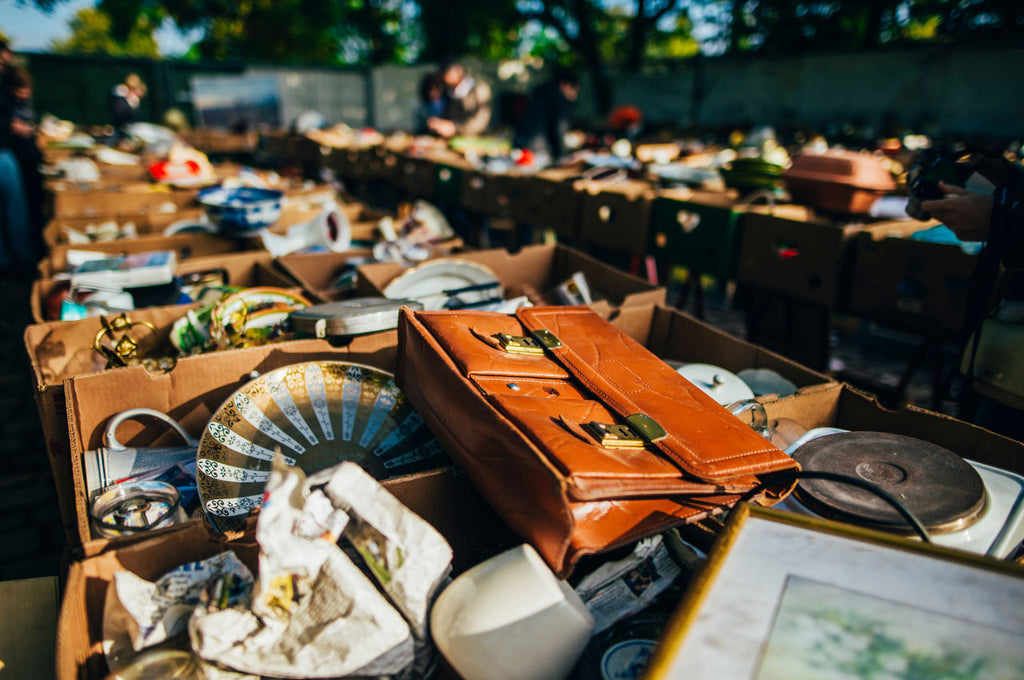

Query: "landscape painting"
(753, 575), (1024, 680)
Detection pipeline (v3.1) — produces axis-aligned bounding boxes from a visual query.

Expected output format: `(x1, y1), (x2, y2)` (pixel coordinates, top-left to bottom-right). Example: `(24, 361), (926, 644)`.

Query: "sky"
(0, 0), (196, 55)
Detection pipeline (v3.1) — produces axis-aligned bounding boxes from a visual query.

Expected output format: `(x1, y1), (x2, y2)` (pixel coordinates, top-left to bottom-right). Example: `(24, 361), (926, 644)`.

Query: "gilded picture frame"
(646, 503), (1024, 680)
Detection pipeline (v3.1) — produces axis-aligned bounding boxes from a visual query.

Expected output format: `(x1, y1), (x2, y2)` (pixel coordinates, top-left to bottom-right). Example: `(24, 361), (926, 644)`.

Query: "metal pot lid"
(675, 363), (755, 405)
(291, 297), (423, 337)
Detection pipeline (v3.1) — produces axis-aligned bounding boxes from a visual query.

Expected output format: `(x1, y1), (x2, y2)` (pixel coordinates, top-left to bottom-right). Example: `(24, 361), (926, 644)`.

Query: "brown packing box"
(353, 243), (666, 312)
(459, 167), (496, 214)
(763, 382), (1024, 474)
(491, 170), (537, 224)
(43, 207), (209, 247)
(31, 249), (298, 323)
(179, 129), (260, 155)
(848, 220), (976, 334)
(56, 465), (515, 680)
(26, 304), (201, 545)
(274, 248), (376, 302)
(393, 152), (437, 196)
(610, 303), (834, 393)
(38, 233), (252, 279)
(63, 334), (402, 555)
(523, 167), (585, 240)
(47, 181), (199, 220)
(736, 206), (909, 308)
(578, 178), (654, 255)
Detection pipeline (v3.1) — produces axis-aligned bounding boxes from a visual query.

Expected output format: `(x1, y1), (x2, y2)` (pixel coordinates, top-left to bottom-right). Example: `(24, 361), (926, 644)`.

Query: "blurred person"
(5, 66), (44, 248)
(921, 154), (1024, 441)
(414, 71), (447, 136)
(0, 45), (34, 272)
(108, 72), (147, 142)
(426, 60), (491, 138)
(0, 39), (12, 82)
(607, 105), (644, 139)
(512, 67), (581, 164)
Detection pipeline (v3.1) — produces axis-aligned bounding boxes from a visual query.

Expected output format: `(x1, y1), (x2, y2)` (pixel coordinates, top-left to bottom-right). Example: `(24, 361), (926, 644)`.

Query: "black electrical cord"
(745, 470), (933, 544)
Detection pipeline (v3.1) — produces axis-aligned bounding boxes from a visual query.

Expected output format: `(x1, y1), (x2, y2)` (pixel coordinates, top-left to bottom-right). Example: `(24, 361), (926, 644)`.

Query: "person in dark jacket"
(4, 66), (44, 253)
(414, 71), (448, 136)
(922, 155), (1024, 441)
(108, 73), (146, 142)
(512, 67), (580, 164)
(426, 60), (491, 138)
(0, 41), (33, 271)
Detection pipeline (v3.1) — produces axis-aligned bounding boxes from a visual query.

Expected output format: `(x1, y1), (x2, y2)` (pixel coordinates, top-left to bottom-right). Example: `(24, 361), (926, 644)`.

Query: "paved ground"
(0, 257), (964, 586)
(0, 270), (67, 583)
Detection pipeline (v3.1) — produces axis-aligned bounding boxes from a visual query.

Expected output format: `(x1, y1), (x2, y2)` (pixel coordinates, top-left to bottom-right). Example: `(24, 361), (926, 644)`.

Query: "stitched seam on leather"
(407, 311), (576, 565)
(523, 308), (709, 477)
(522, 307), (791, 477)
(593, 359), (653, 394)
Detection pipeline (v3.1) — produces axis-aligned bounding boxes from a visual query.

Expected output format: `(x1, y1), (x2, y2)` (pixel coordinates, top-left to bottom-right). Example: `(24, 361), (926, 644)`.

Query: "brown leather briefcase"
(397, 306), (799, 575)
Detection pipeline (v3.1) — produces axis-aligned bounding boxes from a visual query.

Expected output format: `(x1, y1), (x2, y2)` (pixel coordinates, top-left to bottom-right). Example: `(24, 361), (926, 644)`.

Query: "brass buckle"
(495, 333), (545, 355)
(582, 422), (645, 449)
(625, 413), (667, 443)
(92, 313), (162, 369)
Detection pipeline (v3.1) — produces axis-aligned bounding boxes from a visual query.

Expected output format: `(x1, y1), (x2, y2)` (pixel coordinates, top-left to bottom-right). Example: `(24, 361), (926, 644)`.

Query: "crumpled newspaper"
(322, 463), (453, 638)
(574, 535), (683, 634)
(189, 459), (452, 678)
(102, 551), (254, 669)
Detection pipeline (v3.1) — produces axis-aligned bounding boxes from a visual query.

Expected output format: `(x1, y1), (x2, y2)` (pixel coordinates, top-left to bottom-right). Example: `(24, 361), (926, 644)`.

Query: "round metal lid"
(792, 431), (987, 535)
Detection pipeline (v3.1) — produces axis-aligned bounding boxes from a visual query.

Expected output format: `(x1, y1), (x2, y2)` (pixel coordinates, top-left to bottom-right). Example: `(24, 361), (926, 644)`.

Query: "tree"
(418, 0), (522, 63)
(91, 0), (353, 64)
(50, 6), (160, 57)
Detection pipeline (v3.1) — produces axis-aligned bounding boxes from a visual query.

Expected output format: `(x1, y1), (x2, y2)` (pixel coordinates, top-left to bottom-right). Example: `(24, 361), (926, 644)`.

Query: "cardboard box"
(610, 303), (834, 393)
(393, 153), (436, 196)
(523, 167), (585, 241)
(180, 129), (259, 155)
(848, 221), (976, 334)
(648, 188), (743, 281)
(47, 181), (199, 220)
(736, 206), (897, 308)
(578, 178), (654, 255)
(274, 248), (376, 302)
(432, 161), (468, 207)
(763, 382), (1024, 472)
(38, 233), (251, 279)
(56, 464), (516, 680)
(459, 167), (494, 214)
(31, 249), (298, 323)
(26, 304), (201, 545)
(353, 243), (666, 312)
(258, 130), (290, 159)
(63, 334), (402, 555)
(43, 207), (209, 247)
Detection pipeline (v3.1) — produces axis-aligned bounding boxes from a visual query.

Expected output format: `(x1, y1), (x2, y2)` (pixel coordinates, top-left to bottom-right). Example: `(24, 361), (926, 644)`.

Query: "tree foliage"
(50, 5), (160, 57)
(18, 0), (1024, 68)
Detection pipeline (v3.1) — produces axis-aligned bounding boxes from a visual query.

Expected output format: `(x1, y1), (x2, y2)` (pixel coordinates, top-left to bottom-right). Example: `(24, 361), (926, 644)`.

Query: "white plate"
(737, 368), (797, 398)
(383, 259), (503, 311)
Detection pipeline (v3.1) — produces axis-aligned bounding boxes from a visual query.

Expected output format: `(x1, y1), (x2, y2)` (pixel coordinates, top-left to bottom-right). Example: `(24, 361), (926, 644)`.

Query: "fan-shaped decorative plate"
(197, 361), (447, 531)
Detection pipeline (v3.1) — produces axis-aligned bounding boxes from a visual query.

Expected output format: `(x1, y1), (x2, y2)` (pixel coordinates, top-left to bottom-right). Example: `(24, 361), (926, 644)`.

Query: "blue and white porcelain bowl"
(198, 186), (284, 236)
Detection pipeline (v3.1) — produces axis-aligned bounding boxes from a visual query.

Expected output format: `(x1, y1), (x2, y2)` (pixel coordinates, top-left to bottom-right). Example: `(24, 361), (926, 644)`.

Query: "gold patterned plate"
(197, 361), (446, 531)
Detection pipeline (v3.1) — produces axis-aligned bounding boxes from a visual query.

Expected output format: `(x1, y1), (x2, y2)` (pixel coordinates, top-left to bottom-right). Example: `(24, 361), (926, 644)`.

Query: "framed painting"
(647, 504), (1024, 679)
